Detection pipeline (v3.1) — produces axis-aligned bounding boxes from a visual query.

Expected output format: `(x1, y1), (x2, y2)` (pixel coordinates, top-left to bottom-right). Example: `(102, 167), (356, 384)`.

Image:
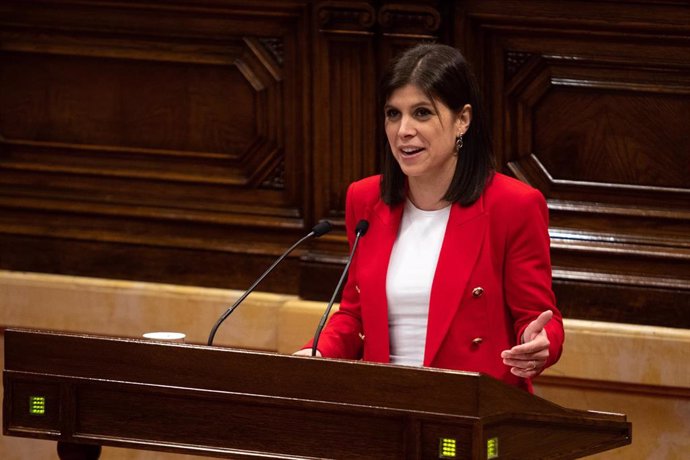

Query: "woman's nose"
(398, 116), (416, 137)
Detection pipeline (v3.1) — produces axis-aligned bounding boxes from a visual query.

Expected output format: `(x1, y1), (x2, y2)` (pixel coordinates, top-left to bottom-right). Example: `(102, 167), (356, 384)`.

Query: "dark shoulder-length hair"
(379, 43), (495, 207)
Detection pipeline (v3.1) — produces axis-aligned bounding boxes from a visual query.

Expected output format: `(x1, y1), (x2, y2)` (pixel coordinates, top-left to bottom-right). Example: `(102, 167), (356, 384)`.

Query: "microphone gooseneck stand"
(207, 221), (332, 346)
(311, 219), (369, 356)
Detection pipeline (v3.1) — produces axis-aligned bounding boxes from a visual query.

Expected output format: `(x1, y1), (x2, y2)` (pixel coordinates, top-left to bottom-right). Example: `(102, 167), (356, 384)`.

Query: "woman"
(298, 44), (564, 392)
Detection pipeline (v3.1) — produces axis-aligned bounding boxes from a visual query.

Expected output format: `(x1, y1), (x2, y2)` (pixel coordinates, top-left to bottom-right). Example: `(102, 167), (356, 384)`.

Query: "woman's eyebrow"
(384, 101), (434, 110)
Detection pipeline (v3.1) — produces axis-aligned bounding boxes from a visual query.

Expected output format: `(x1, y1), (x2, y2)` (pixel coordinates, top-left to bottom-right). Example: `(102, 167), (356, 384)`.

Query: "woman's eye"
(385, 109), (400, 119)
(415, 107), (433, 118)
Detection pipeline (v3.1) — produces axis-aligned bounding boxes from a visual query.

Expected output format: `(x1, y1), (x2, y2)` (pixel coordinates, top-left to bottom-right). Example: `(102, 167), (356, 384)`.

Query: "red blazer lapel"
(358, 198), (403, 362)
(424, 198), (487, 366)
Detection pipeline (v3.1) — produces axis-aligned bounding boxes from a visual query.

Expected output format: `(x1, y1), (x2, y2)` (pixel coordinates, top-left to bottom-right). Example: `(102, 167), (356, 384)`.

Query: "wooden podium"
(3, 329), (630, 459)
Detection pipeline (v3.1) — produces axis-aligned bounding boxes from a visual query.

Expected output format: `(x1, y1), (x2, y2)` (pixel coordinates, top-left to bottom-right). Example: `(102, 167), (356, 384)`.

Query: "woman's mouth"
(400, 146), (424, 156)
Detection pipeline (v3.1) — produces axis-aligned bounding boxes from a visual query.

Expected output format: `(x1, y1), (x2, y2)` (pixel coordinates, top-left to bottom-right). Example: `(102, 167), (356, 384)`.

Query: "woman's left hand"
(501, 310), (552, 378)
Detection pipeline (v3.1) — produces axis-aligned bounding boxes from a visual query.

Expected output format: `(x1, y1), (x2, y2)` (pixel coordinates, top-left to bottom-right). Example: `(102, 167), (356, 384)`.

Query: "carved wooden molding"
(504, 54), (690, 205)
(316, 1), (376, 31)
(260, 158), (286, 190)
(258, 38), (285, 66)
(378, 4), (441, 34)
(316, 2), (442, 37)
(508, 154), (690, 212)
(0, 61), (282, 188)
(505, 50), (534, 81)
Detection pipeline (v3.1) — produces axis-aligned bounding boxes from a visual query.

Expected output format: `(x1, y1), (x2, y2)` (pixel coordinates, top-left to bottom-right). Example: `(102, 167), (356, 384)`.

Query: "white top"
(386, 199), (451, 366)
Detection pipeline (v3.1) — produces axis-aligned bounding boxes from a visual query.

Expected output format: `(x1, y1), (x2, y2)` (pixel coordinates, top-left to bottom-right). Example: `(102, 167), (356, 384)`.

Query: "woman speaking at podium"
(297, 44), (564, 392)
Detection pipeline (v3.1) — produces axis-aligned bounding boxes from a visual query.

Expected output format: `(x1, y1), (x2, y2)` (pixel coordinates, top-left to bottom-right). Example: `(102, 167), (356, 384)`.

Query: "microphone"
(311, 219), (369, 356)
(207, 220), (332, 346)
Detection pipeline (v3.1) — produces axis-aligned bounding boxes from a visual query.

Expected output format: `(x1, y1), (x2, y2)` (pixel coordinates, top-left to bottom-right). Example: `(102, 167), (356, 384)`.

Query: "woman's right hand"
(293, 348), (322, 357)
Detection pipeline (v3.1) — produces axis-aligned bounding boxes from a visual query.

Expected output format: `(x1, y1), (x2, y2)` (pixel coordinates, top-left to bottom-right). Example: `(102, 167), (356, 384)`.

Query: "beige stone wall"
(0, 271), (310, 460)
(2, 271), (688, 459)
(534, 320), (690, 459)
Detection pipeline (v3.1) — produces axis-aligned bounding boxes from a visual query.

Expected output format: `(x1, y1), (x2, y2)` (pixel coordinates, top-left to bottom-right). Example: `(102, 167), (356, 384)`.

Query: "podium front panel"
(3, 329), (631, 459)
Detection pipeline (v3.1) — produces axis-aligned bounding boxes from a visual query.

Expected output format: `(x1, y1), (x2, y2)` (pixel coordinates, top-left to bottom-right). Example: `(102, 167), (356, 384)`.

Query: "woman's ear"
(456, 104), (472, 134)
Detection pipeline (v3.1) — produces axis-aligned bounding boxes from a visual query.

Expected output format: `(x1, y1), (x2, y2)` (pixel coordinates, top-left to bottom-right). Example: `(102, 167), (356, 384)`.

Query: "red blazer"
(312, 173), (564, 391)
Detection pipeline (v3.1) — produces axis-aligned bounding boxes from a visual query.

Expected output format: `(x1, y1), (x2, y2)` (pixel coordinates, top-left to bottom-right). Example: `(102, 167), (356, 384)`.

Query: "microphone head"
(355, 219), (369, 236)
(311, 220), (332, 237)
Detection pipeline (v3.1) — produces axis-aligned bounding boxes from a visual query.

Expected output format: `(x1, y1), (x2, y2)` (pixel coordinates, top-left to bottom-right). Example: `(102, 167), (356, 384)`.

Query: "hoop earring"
(455, 134), (464, 154)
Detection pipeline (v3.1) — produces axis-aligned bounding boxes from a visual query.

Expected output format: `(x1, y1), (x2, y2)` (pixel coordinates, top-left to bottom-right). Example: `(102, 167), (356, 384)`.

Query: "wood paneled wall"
(0, 0), (317, 292)
(0, 0), (687, 328)
(454, 0), (690, 328)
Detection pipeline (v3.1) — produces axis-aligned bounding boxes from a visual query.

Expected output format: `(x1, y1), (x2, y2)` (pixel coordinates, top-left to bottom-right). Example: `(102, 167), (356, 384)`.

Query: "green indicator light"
(439, 438), (457, 458)
(29, 396), (46, 416)
(487, 437), (499, 459)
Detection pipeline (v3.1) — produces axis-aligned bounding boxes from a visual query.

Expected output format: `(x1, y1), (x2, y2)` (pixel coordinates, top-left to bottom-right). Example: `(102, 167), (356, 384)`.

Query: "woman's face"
(384, 84), (470, 182)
